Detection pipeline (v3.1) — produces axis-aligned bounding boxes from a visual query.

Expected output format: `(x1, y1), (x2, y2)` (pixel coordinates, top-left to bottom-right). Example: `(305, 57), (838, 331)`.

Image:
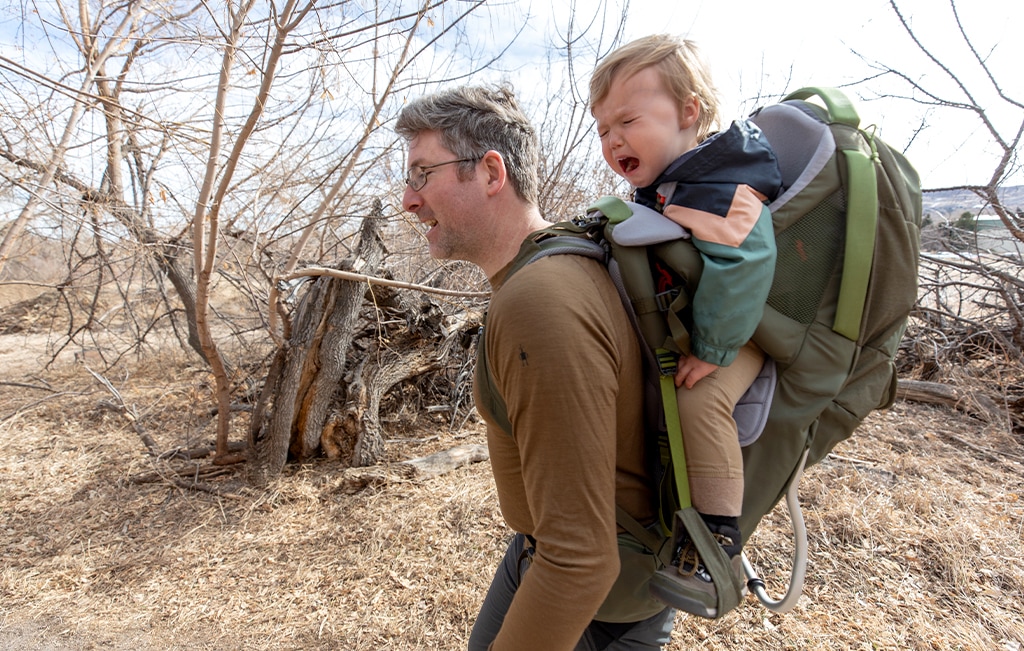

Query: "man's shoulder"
(488, 254), (620, 335)
(496, 252), (608, 302)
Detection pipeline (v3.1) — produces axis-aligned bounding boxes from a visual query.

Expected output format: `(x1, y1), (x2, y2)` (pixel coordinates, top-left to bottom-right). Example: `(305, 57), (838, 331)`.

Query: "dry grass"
(1, 347), (1022, 650)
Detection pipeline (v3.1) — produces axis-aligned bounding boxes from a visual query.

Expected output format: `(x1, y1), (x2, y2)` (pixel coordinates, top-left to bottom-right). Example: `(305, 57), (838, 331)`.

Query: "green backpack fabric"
(739, 87), (922, 538)
(476, 87), (922, 615)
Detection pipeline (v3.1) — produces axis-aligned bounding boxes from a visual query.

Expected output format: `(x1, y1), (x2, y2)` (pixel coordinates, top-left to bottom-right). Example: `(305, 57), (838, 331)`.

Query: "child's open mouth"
(618, 157), (639, 174)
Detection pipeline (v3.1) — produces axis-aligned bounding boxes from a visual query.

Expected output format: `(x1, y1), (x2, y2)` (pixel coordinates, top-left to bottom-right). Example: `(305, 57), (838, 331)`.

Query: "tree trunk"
(322, 338), (444, 467)
(154, 241), (206, 361)
(247, 203), (386, 486)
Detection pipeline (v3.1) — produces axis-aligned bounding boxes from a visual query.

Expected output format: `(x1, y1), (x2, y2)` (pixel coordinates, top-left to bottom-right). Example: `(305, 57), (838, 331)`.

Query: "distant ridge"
(922, 185), (1024, 216)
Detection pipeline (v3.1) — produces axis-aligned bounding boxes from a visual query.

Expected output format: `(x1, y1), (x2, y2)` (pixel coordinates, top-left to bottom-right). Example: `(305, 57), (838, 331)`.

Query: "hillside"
(922, 185), (1024, 218)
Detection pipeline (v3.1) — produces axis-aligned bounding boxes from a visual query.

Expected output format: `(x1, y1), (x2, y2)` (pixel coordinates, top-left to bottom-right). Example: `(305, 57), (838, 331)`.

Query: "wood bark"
(321, 338), (444, 467)
(896, 379), (1004, 423)
(247, 205), (386, 486)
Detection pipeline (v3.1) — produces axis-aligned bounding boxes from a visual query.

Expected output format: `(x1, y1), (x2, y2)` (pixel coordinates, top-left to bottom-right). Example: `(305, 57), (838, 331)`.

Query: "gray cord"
(741, 447), (810, 613)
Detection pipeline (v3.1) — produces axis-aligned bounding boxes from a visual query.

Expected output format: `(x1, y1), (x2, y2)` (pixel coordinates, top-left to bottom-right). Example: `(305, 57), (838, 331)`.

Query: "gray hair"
(396, 85), (539, 205)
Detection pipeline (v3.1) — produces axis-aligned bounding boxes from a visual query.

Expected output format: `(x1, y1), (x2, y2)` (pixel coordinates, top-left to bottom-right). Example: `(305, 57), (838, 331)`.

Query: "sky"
(498, 0), (1023, 190)
(0, 0), (1019, 193)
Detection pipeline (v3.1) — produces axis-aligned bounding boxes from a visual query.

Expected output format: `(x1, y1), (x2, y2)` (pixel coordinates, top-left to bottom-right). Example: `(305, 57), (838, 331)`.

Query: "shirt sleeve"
(484, 256), (626, 651)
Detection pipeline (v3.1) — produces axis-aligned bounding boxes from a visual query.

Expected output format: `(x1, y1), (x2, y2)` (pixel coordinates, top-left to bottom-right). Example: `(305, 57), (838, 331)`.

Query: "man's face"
(592, 66), (698, 189)
(402, 131), (482, 262)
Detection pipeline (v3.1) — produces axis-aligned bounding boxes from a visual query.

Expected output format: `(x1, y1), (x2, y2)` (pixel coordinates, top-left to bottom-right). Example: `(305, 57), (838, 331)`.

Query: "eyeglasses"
(405, 158), (479, 192)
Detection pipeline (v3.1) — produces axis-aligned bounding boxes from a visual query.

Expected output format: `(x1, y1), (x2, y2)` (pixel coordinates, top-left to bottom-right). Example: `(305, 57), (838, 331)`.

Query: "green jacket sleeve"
(679, 202), (776, 366)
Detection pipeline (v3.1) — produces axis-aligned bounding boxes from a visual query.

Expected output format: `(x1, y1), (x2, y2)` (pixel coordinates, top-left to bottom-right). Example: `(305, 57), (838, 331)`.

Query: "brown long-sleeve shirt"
(475, 252), (654, 651)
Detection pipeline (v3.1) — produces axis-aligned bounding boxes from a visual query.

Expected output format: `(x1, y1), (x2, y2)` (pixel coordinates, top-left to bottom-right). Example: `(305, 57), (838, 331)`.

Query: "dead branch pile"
(898, 247), (1024, 432)
(245, 212), (486, 485)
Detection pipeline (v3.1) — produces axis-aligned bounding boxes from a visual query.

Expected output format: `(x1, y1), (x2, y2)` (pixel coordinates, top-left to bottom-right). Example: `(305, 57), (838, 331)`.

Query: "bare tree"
(869, 0), (1023, 429)
(0, 1), (144, 274)
(0, 0), (526, 469)
(883, 0), (1023, 240)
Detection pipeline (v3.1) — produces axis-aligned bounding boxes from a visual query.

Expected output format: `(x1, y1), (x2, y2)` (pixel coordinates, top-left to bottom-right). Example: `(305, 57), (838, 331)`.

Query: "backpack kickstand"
(741, 447), (809, 613)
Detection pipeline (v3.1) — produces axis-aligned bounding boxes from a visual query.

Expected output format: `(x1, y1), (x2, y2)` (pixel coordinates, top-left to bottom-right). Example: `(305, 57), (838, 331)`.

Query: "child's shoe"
(648, 511), (745, 618)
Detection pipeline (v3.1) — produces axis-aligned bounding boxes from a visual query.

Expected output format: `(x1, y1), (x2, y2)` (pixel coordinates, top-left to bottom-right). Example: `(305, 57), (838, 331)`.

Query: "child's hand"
(674, 355), (719, 389)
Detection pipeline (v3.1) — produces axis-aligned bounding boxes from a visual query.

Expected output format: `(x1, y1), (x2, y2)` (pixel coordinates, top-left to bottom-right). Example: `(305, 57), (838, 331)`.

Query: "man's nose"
(402, 185), (422, 213)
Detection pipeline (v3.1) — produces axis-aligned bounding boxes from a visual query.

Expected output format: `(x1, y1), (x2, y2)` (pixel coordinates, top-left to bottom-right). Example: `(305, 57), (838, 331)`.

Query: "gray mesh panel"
(767, 191), (845, 324)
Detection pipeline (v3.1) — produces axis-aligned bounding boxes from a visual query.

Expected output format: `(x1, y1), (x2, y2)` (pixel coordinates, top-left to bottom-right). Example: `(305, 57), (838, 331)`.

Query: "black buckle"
(656, 349), (678, 376)
(571, 212), (604, 229)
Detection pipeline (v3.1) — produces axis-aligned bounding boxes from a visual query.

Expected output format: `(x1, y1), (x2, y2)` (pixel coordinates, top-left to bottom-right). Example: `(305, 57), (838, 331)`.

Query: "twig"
(828, 452), (880, 467)
(125, 453), (245, 498)
(208, 402), (254, 416)
(129, 464), (235, 484)
(0, 381), (57, 392)
(822, 453), (898, 483)
(0, 390), (93, 424)
(935, 429), (1024, 464)
(164, 440), (247, 460)
(85, 365), (160, 456)
(166, 476), (244, 499)
(277, 266), (490, 299)
(384, 435), (439, 444)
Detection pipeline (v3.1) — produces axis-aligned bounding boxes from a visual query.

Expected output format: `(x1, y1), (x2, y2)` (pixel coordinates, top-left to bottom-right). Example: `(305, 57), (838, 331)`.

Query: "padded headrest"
(751, 102), (835, 211)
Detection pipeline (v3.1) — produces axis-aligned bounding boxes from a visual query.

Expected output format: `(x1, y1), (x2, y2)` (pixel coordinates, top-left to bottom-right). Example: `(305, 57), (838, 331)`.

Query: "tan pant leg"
(674, 340), (765, 517)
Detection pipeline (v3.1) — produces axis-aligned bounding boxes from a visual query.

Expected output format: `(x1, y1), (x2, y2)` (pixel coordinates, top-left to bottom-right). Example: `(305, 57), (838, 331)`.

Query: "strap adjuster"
(655, 349), (678, 376)
(655, 288), (680, 312)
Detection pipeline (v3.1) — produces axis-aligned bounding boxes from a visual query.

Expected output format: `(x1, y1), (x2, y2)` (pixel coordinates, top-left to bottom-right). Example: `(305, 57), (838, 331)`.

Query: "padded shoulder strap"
(833, 143), (878, 341)
(475, 221), (609, 438)
(776, 87), (879, 342)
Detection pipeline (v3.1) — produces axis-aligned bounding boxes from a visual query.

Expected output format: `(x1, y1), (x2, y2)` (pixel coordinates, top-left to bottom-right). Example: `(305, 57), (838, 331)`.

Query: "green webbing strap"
(783, 86), (878, 342)
(615, 505), (673, 567)
(656, 348), (691, 513)
(678, 507), (744, 615)
(658, 350), (743, 614)
(663, 296), (691, 358)
(833, 145), (879, 341)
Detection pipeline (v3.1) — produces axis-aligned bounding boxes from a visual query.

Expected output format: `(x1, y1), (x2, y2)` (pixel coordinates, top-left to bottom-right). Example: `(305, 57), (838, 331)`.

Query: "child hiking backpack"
(478, 87), (922, 618)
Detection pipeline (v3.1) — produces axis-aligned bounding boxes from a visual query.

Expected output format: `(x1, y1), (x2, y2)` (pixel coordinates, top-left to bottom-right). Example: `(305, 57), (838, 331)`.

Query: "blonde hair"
(590, 34), (721, 142)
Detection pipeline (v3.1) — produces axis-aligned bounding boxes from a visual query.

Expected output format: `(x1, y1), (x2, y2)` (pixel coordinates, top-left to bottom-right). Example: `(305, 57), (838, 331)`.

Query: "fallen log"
(896, 379), (1004, 423)
(337, 443), (489, 492)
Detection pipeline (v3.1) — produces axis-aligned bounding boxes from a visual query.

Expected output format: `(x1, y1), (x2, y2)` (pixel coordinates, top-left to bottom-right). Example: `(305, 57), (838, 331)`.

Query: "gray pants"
(468, 533), (676, 651)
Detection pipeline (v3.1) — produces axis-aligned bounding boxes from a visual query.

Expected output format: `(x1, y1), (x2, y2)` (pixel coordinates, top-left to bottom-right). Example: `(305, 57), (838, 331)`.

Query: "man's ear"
(679, 95), (700, 130)
(480, 150), (507, 197)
